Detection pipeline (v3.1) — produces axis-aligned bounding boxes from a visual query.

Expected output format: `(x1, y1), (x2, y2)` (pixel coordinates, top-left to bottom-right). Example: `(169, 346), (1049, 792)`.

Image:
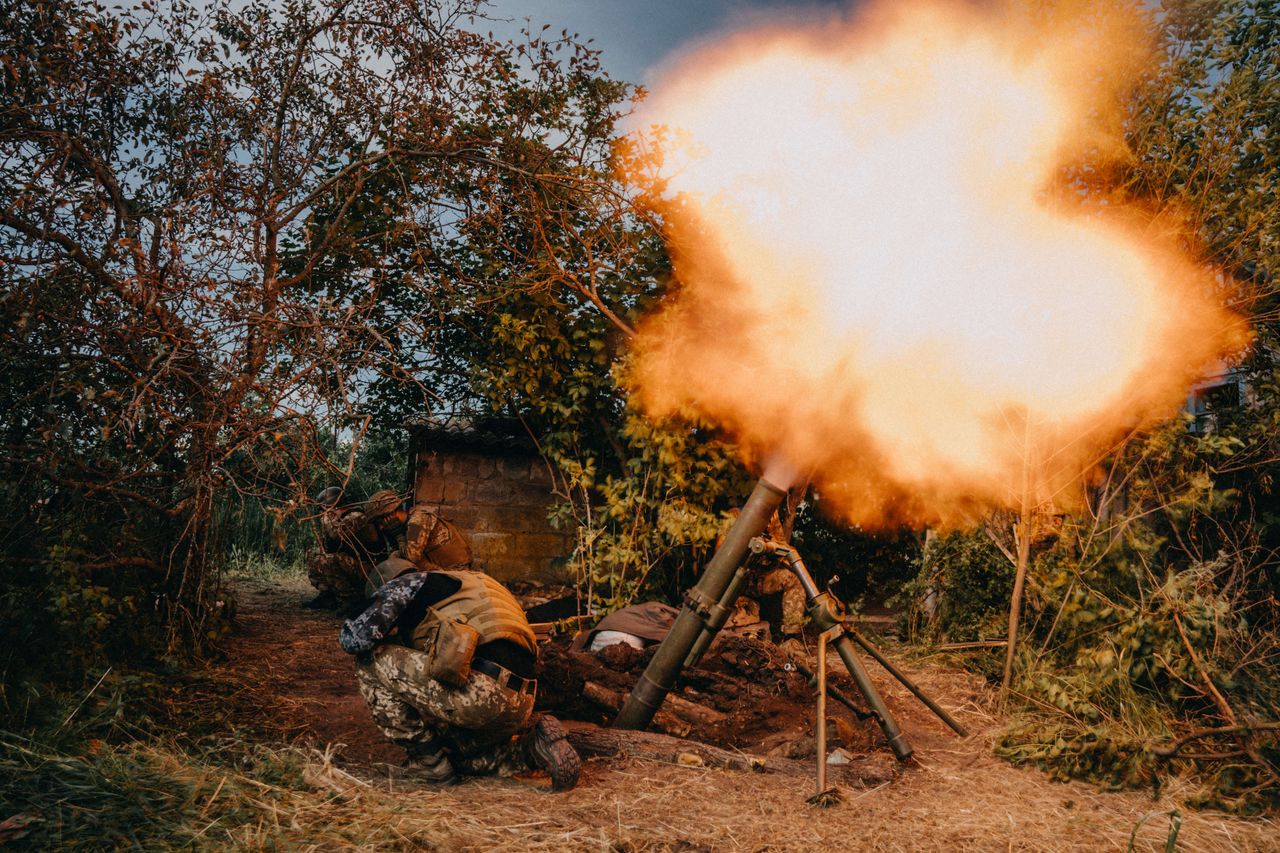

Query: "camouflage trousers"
(306, 548), (370, 607)
(356, 644), (536, 777)
(747, 566), (807, 637)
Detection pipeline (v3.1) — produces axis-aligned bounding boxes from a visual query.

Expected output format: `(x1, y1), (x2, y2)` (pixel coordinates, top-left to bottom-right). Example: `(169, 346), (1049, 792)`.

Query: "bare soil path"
(215, 576), (1278, 852)
(215, 575), (400, 765)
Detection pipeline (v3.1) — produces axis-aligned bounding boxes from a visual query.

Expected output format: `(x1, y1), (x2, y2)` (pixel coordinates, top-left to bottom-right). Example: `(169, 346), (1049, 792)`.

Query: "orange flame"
(625, 0), (1243, 528)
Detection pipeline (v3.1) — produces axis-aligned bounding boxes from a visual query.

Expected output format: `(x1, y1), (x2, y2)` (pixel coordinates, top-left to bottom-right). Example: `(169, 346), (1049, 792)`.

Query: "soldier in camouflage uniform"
(749, 562), (807, 638)
(340, 564), (581, 790)
(364, 489), (473, 573)
(305, 487), (388, 610)
(306, 486), (473, 611)
(720, 508), (807, 639)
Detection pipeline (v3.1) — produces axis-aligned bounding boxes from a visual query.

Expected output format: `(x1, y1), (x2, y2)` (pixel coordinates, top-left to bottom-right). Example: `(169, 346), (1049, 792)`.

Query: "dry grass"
(188, 740), (1272, 852)
(267, 660), (1277, 852)
(7, 660), (1275, 851)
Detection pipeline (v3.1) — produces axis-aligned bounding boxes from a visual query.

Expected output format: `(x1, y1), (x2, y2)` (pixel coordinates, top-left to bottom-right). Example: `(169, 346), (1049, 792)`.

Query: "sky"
(483, 0), (844, 86)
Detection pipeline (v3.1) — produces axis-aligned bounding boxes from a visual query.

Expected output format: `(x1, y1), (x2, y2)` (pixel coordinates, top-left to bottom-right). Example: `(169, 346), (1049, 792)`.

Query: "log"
(664, 691), (728, 727)
(584, 681), (726, 729)
(563, 721), (899, 788)
(582, 681), (691, 738)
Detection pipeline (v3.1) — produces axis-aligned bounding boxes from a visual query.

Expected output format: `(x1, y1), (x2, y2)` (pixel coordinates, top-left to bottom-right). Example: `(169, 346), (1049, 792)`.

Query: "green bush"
(898, 530), (1012, 646)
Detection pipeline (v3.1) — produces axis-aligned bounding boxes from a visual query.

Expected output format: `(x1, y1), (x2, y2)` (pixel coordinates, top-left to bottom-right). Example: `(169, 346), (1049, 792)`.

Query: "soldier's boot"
(519, 714), (580, 791)
(401, 741), (458, 785)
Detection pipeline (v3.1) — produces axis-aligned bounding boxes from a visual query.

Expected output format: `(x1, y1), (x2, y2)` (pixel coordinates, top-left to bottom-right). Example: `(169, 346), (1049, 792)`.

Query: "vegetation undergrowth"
(223, 547), (307, 584)
(0, 658), (370, 849)
(905, 417), (1280, 813)
(0, 733), (325, 850)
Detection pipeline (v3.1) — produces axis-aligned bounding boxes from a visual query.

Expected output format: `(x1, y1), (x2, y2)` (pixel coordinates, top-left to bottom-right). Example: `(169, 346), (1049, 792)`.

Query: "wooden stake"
(1002, 424), (1034, 698)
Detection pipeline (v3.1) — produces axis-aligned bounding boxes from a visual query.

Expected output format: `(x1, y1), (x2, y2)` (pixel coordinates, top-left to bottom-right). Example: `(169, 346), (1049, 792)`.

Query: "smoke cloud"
(625, 0), (1243, 528)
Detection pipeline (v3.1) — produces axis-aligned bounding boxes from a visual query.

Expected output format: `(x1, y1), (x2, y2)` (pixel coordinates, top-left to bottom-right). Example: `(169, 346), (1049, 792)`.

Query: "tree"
(0, 0), (640, 708)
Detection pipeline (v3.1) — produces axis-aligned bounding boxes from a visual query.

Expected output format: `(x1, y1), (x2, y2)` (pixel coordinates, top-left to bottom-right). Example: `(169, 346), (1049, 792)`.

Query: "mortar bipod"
(809, 624), (843, 806)
(749, 536), (913, 762)
(752, 536), (970, 742)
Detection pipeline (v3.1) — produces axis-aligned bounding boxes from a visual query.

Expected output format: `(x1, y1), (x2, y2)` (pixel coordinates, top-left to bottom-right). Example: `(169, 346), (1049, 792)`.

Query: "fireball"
(626, 0), (1241, 527)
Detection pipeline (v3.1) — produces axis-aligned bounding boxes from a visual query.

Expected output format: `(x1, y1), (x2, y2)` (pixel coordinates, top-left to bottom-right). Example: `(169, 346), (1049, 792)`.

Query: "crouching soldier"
(305, 487), (387, 611)
(340, 560), (581, 790)
(364, 489), (473, 573)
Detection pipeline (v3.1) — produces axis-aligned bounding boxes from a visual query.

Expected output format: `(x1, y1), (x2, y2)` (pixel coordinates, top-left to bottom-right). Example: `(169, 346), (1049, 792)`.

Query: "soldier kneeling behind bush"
(340, 559), (581, 790)
(308, 488), (474, 612)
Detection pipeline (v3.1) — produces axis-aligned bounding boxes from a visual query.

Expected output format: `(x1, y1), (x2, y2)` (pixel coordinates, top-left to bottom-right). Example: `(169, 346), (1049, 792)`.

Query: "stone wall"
(413, 448), (571, 583)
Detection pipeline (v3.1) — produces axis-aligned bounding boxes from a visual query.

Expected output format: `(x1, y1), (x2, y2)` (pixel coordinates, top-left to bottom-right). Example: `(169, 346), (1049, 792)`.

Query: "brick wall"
(413, 448), (572, 583)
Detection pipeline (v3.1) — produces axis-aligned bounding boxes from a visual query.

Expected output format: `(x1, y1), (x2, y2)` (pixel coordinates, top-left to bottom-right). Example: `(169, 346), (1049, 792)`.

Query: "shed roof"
(406, 416), (540, 457)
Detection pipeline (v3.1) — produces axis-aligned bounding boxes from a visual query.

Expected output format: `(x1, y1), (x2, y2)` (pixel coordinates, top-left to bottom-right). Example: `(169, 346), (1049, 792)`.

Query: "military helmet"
(365, 556), (419, 597)
(364, 489), (405, 521)
(315, 486), (345, 507)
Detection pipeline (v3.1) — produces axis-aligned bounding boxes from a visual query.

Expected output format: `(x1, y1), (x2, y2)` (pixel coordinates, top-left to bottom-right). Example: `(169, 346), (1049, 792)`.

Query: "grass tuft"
(223, 546), (307, 583)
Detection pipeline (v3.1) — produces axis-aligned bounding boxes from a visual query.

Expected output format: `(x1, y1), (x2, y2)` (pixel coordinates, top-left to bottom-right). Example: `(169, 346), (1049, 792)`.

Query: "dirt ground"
(214, 576), (1279, 852)
(535, 631), (887, 759)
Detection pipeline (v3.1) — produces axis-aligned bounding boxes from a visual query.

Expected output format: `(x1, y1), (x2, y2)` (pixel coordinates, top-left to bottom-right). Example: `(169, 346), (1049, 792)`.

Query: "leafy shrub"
(898, 530), (1013, 646)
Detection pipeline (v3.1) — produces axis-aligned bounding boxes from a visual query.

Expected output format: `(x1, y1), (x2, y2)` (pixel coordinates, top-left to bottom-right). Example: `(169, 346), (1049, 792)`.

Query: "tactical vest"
(411, 570), (537, 656)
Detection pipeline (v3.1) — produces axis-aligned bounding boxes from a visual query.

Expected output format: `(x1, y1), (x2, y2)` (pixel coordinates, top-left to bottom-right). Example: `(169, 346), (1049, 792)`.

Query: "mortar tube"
(682, 563), (751, 669)
(613, 472), (792, 730)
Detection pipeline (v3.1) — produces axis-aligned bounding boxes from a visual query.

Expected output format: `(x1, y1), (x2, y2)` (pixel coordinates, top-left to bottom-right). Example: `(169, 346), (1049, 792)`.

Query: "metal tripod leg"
(814, 624), (849, 801)
(816, 626), (829, 795)
(826, 623), (913, 761)
(847, 627), (968, 737)
(752, 537), (913, 762)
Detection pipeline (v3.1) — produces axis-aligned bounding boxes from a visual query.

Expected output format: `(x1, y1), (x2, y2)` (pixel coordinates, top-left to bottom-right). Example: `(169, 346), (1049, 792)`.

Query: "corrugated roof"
(406, 416), (540, 456)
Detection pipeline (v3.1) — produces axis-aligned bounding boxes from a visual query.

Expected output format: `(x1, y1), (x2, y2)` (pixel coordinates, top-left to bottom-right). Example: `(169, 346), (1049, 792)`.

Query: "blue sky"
(484, 0), (844, 85)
